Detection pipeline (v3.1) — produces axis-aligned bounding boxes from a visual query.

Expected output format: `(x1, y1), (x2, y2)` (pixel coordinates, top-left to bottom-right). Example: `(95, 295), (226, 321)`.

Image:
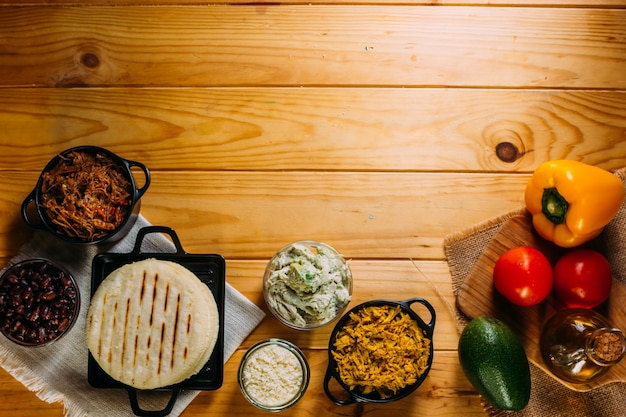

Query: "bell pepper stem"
(542, 187), (569, 224)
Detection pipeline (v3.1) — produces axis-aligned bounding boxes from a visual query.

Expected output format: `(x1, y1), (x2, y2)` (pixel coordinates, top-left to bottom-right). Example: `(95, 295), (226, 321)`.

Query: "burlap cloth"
(444, 167), (626, 417)
(0, 215), (266, 417)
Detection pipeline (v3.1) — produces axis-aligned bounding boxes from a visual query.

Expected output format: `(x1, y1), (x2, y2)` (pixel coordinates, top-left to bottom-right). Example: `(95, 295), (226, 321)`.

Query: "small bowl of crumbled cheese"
(238, 338), (310, 411)
(263, 240), (352, 330)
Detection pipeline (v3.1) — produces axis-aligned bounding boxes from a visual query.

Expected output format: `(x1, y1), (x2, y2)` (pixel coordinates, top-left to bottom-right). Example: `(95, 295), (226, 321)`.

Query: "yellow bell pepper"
(524, 160), (624, 248)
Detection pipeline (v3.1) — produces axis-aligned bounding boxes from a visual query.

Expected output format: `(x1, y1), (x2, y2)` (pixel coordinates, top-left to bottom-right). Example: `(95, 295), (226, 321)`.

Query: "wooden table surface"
(1, 0), (625, 416)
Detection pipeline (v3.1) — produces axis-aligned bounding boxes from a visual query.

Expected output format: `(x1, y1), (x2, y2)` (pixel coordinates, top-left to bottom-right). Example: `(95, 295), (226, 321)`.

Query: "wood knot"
(80, 53), (100, 69)
(495, 141), (521, 163)
(482, 120), (530, 168)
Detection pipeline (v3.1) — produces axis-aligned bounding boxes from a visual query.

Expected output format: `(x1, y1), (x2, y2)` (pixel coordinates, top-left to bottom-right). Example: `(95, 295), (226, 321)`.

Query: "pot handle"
(323, 367), (358, 406)
(20, 188), (47, 231)
(400, 298), (436, 331)
(126, 387), (181, 417)
(131, 226), (186, 255)
(124, 158), (151, 199)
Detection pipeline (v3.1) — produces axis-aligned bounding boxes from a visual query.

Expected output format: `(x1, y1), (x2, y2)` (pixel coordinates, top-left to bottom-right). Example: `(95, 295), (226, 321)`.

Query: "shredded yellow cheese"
(331, 304), (431, 399)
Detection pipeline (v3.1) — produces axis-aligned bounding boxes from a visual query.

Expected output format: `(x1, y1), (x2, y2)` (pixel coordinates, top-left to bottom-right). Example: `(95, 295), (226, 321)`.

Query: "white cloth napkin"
(0, 215), (265, 417)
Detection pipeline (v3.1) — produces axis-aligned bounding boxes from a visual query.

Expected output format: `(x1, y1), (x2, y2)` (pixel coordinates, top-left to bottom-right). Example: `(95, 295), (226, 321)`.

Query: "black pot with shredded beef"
(40, 151), (133, 241)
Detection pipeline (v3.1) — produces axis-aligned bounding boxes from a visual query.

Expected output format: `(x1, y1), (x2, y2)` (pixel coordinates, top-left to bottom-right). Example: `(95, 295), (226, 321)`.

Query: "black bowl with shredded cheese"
(238, 338), (310, 411)
(323, 298), (436, 405)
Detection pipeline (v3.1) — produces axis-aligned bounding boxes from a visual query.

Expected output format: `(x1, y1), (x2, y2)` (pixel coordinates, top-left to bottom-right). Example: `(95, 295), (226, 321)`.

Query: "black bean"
(60, 275), (70, 288)
(11, 294), (21, 307)
(0, 260), (78, 345)
(57, 318), (70, 333)
(37, 326), (47, 341)
(22, 287), (33, 302)
(44, 290), (58, 301)
(40, 304), (50, 320)
(27, 328), (37, 341)
(26, 306), (39, 322)
(64, 287), (76, 300)
(11, 320), (22, 333)
(40, 275), (51, 290)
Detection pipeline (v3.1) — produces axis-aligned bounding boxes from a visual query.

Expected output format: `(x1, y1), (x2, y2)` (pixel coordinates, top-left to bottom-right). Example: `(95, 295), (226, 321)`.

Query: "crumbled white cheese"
(242, 344), (304, 407)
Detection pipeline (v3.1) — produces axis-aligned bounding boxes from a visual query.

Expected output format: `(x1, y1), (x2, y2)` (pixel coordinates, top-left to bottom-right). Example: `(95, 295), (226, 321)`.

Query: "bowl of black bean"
(0, 259), (80, 347)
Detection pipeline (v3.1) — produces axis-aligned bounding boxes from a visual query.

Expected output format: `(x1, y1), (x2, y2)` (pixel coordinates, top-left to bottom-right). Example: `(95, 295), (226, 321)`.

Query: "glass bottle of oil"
(540, 308), (626, 384)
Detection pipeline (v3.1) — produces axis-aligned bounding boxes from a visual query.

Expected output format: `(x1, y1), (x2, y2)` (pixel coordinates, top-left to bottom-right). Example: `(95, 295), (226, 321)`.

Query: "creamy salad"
(265, 242), (352, 328)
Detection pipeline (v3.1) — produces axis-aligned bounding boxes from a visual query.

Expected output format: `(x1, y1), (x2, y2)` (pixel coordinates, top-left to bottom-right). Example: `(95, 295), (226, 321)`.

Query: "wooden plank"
(1, 0), (625, 8)
(2, 170), (529, 258)
(1, 6), (625, 88)
(1, 88), (625, 172)
(0, 373), (63, 417)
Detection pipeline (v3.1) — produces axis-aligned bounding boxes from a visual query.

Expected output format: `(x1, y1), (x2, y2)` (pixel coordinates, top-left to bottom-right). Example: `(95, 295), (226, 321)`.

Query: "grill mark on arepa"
(152, 272), (161, 373)
(140, 270), (147, 304)
(171, 293), (181, 369)
(134, 336), (139, 367)
(158, 322), (166, 375)
(146, 334), (152, 368)
(134, 311), (142, 368)
(108, 300), (119, 364)
(164, 282), (170, 312)
(150, 273), (159, 326)
(121, 297), (131, 368)
(185, 312), (192, 361)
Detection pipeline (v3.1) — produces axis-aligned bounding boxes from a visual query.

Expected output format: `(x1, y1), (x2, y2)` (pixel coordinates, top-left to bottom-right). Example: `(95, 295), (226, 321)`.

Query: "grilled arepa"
(86, 259), (219, 390)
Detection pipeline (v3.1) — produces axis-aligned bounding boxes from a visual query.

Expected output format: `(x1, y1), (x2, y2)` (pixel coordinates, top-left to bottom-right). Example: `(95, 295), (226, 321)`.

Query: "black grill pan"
(88, 226), (225, 417)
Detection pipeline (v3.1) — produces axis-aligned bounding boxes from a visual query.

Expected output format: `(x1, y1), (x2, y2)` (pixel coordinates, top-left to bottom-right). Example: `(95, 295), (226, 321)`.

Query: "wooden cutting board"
(456, 214), (626, 392)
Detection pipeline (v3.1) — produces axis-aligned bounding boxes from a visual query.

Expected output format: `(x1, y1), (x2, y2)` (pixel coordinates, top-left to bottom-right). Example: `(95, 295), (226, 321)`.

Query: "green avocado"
(458, 316), (531, 411)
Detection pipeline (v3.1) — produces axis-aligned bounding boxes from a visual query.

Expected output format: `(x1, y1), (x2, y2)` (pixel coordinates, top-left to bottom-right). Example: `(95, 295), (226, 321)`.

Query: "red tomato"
(493, 246), (553, 306)
(553, 249), (612, 309)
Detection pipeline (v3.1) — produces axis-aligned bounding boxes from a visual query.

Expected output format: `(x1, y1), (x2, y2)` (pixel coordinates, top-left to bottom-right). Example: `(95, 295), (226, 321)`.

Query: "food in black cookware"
(86, 258), (219, 390)
(40, 150), (133, 241)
